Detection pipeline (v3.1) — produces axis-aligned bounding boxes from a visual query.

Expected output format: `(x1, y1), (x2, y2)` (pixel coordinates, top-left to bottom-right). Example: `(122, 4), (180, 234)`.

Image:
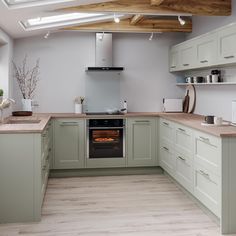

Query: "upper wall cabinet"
(169, 46), (180, 72)
(179, 42), (197, 70)
(218, 24), (236, 64)
(169, 23), (236, 72)
(196, 33), (218, 67)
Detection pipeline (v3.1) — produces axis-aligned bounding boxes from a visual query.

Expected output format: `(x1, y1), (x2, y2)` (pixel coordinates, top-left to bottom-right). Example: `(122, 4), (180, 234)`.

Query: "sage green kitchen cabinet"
(53, 119), (85, 169)
(218, 23), (236, 65)
(127, 118), (157, 167)
(0, 121), (52, 223)
(169, 46), (180, 72)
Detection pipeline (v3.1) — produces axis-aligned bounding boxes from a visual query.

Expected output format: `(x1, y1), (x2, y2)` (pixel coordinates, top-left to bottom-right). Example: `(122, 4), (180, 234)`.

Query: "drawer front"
(175, 150), (193, 194)
(160, 139), (175, 177)
(160, 118), (175, 143)
(175, 124), (193, 155)
(194, 131), (221, 175)
(194, 163), (220, 217)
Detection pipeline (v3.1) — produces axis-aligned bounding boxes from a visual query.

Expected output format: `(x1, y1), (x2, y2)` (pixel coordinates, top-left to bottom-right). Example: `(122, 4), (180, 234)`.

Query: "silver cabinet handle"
(170, 66), (176, 69)
(162, 146), (169, 151)
(199, 170), (210, 179)
(163, 122), (169, 126)
(200, 60), (208, 63)
(60, 122), (78, 126)
(178, 156), (186, 161)
(178, 128), (186, 133)
(199, 136), (210, 143)
(224, 55), (235, 59)
(183, 63), (190, 66)
(135, 120), (150, 123)
(42, 165), (47, 171)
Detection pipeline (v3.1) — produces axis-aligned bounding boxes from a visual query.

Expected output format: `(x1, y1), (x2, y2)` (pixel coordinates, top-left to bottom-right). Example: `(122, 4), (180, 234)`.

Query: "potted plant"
(12, 55), (40, 111)
(0, 89), (3, 103)
(74, 96), (85, 114)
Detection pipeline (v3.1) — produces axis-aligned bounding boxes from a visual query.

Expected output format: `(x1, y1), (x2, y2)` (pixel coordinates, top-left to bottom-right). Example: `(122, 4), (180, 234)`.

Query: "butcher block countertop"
(1, 112), (236, 137)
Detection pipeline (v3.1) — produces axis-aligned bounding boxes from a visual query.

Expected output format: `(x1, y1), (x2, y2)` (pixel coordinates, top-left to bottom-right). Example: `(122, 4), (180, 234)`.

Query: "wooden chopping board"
(187, 85), (196, 113)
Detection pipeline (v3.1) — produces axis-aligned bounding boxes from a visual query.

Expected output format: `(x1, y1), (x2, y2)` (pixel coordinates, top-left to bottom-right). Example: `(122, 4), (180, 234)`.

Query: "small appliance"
(163, 98), (183, 113)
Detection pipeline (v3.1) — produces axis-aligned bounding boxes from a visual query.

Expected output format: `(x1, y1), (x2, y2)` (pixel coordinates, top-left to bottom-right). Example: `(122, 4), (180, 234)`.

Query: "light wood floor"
(0, 174), (233, 236)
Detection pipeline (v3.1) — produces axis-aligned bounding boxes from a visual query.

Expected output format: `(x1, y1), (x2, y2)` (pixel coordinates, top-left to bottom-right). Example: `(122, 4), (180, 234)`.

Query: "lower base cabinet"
(127, 118), (157, 167)
(53, 119), (85, 169)
(0, 121), (52, 223)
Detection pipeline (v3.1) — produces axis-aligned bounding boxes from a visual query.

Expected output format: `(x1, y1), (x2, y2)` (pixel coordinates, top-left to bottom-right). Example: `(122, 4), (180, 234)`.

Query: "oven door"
(88, 128), (124, 158)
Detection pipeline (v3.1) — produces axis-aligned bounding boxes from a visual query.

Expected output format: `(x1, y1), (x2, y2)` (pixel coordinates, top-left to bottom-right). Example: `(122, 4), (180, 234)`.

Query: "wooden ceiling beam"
(59, 0), (231, 16)
(150, 0), (165, 6)
(62, 18), (192, 33)
(150, 0), (231, 15)
(130, 14), (144, 25)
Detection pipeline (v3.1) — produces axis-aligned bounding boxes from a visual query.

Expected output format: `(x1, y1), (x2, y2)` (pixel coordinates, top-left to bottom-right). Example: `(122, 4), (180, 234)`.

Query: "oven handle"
(88, 127), (124, 130)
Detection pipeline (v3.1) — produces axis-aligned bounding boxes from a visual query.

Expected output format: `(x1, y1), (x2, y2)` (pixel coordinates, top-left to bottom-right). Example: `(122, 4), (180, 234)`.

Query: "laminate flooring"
(0, 174), (234, 236)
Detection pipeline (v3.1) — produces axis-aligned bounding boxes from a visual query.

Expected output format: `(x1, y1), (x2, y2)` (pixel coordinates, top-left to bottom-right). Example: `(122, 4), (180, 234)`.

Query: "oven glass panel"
(89, 129), (123, 158)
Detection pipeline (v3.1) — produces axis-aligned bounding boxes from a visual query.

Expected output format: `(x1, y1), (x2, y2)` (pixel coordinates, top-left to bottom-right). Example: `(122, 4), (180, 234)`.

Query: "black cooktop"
(86, 112), (124, 115)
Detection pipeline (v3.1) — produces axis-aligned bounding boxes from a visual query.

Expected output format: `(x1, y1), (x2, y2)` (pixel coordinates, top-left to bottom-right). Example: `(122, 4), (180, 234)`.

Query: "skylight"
(26, 13), (104, 27)
(20, 13), (124, 31)
(3, 0), (76, 8)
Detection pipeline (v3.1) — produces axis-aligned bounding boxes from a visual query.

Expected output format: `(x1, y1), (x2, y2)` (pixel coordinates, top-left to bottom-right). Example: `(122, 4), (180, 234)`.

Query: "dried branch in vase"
(12, 55), (40, 99)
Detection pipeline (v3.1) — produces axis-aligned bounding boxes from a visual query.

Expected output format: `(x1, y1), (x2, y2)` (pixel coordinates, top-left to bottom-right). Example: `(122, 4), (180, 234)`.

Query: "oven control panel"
(88, 119), (124, 128)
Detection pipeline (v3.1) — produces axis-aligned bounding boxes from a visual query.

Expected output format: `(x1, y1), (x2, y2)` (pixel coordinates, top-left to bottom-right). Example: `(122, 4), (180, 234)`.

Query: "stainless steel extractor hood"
(86, 33), (124, 71)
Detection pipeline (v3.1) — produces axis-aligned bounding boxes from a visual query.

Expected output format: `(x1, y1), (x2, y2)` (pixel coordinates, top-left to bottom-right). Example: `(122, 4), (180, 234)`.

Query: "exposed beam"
(62, 18), (192, 33)
(59, 0), (231, 16)
(150, 0), (165, 6)
(150, 0), (231, 15)
(130, 14), (144, 25)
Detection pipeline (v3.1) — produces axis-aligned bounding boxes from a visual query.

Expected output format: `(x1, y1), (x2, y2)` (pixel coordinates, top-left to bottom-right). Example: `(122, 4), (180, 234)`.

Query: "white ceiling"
(0, 0), (111, 38)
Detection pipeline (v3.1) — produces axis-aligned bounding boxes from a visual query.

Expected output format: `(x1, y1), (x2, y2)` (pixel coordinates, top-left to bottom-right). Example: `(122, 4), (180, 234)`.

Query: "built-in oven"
(87, 119), (125, 159)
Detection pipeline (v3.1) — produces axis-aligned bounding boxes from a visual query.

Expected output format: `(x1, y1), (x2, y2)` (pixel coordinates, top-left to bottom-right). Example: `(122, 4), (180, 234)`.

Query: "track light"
(99, 32), (105, 41)
(178, 16), (186, 26)
(149, 32), (154, 41)
(44, 31), (50, 39)
(114, 13), (120, 23)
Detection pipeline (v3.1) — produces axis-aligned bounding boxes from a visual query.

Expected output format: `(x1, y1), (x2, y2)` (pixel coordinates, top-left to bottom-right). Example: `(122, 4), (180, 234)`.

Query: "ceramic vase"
(22, 99), (32, 111)
(75, 104), (82, 114)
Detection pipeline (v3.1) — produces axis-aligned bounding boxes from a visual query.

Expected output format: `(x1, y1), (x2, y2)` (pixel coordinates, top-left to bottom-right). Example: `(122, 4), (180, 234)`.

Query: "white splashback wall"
(183, 1), (236, 121)
(13, 32), (185, 113)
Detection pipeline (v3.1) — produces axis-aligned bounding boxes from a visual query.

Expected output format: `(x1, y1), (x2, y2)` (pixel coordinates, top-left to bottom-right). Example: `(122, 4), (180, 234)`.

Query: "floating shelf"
(176, 82), (236, 86)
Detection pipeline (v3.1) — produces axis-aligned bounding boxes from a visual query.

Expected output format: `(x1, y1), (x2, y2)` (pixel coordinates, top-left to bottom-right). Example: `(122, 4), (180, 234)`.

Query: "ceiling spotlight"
(149, 32), (154, 41)
(44, 31), (50, 39)
(114, 13), (120, 23)
(178, 16), (186, 26)
(99, 32), (105, 41)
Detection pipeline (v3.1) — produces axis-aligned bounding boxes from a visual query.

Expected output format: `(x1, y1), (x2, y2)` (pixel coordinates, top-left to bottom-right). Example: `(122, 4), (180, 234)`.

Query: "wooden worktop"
(1, 112), (236, 137)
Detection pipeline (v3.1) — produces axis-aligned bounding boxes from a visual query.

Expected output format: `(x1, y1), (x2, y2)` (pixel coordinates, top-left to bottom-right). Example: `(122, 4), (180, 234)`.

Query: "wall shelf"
(176, 82), (236, 86)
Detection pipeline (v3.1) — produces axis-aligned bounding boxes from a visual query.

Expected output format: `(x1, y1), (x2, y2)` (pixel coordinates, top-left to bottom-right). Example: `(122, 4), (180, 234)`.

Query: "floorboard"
(0, 174), (233, 236)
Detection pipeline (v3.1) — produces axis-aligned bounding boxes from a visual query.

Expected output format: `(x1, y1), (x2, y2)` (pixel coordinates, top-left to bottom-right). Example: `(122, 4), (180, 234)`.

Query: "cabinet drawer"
(160, 118), (175, 143)
(175, 150), (193, 194)
(194, 163), (220, 217)
(194, 131), (221, 175)
(160, 139), (175, 177)
(175, 124), (193, 155)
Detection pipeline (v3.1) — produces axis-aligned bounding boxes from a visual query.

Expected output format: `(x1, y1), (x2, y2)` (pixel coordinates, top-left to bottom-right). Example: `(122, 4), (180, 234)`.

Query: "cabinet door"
(169, 47), (180, 72)
(160, 139), (175, 177)
(180, 43), (196, 70)
(196, 33), (217, 67)
(194, 163), (220, 217)
(160, 118), (175, 144)
(54, 119), (85, 169)
(175, 151), (193, 194)
(218, 24), (236, 64)
(127, 118), (157, 167)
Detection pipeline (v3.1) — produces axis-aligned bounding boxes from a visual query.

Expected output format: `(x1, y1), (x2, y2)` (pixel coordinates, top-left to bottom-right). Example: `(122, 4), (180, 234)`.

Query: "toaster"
(163, 98), (183, 113)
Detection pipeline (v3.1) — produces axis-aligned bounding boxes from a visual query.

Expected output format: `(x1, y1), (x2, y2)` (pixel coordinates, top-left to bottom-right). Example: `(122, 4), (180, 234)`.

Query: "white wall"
(13, 32), (185, 113)
(0, 28), (13, 118)
(182, 1), (236, 121)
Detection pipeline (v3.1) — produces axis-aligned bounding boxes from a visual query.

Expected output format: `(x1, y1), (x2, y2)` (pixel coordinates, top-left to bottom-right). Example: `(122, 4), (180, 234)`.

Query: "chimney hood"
(86, 33), (124, 71)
